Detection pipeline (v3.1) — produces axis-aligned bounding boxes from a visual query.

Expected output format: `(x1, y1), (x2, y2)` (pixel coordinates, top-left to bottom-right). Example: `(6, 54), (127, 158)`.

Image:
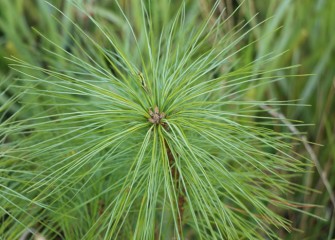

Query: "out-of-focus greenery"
(0, 0), (334, 239)
(234, 1), (335, 239)
(203, 0), (335, 239)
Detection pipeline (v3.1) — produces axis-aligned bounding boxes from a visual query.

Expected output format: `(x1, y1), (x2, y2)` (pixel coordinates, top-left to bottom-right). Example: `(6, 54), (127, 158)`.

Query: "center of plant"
(148, 106), (165, 125)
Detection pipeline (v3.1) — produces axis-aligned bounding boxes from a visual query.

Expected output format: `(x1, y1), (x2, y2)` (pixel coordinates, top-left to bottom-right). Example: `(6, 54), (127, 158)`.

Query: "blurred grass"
(1, 0), (334, 239)
(222, 0), (335, 239)
(242, 1), (335, 239)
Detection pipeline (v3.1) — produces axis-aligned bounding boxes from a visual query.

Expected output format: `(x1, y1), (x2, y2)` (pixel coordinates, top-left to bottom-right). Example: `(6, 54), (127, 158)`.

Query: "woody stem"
(164, 139), (186, 237)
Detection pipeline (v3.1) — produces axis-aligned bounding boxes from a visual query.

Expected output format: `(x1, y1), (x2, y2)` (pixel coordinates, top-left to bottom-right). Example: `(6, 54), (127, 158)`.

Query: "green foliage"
(226, 1), (335, 239)
(1, 0), (333, 239)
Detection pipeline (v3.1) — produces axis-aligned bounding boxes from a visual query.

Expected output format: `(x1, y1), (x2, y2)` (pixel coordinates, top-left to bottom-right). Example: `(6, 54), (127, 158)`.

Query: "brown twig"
(260, 104), (335, 211)
(164, 139), (186, 237)
(149, 106), (186, 236)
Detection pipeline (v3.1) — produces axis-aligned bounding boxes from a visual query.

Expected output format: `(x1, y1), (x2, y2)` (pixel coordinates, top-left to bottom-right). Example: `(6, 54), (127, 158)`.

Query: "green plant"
(215, 1), (335, 239)
(1, 1), (316, 239)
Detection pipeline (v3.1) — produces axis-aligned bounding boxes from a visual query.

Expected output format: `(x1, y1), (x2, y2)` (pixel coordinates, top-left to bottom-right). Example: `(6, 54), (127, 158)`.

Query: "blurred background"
(1, 0), (334, 239)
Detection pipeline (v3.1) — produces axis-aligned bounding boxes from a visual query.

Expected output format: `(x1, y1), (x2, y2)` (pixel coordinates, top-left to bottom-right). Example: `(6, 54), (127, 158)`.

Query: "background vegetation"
(0, 0), (334, 239)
